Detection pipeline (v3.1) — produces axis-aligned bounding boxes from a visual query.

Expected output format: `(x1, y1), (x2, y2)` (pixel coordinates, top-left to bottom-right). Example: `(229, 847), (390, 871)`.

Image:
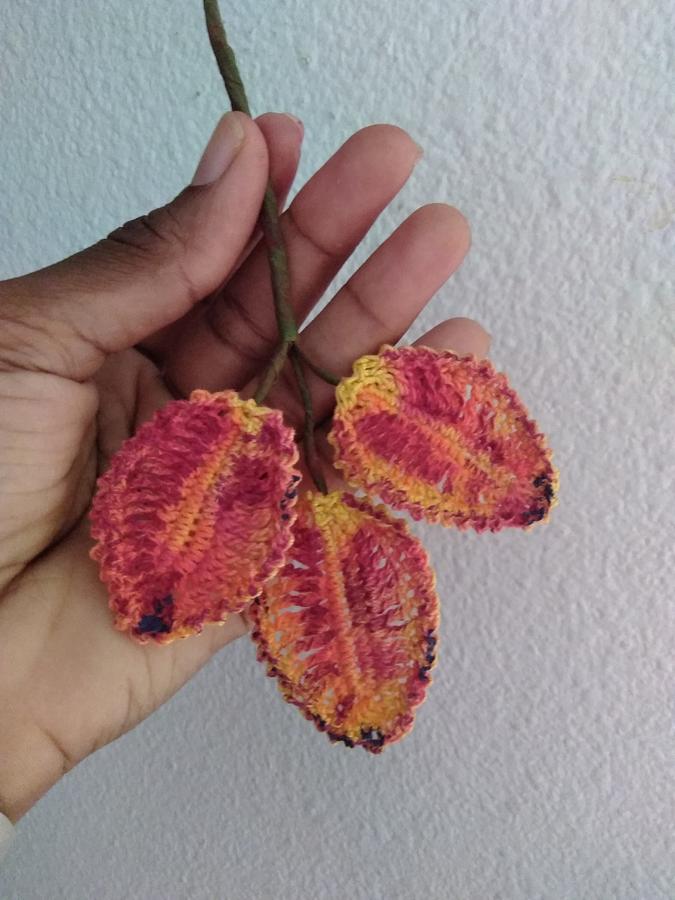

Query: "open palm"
(0, 112), (488, 821)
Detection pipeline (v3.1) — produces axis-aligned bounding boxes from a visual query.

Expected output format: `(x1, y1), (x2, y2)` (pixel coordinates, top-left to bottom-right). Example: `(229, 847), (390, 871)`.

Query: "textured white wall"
(1, 1), (673, 898)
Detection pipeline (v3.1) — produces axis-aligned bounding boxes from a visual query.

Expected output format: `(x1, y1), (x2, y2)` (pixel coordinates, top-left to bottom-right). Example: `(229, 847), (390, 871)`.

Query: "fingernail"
(192, 113), (246, 186)
(476, 323), (492, 355)
(414, 141), (424, 161)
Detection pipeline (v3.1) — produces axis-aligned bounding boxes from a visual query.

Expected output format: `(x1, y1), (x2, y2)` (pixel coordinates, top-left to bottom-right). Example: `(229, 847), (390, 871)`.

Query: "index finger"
(162, 125), (422, 397)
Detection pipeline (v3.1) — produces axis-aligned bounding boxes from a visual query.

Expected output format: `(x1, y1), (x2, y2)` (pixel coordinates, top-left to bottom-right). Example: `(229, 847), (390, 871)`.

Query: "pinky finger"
(412, 316), (491, 358)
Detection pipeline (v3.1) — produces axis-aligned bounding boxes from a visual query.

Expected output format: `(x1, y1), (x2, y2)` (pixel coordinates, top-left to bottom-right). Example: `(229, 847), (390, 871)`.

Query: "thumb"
(0, 112), (269, 380)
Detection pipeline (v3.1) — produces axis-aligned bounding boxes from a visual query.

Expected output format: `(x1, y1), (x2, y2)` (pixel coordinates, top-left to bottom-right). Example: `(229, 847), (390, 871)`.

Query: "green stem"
(203, 0), (298, 362)
(261, 188), (298, 343)
(254, 342), (290, 405)
(203, 0), (333, 492)
(294, 346), (341, 386)
(203, 0), (251, 115)
(290, 348), (327, 494)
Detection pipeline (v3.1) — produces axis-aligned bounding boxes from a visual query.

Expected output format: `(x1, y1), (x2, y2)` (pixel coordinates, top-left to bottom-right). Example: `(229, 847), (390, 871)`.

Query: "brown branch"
(290, 347), (327, 494)
(203, 0), (297, 381)
(294, 346), (341, 386)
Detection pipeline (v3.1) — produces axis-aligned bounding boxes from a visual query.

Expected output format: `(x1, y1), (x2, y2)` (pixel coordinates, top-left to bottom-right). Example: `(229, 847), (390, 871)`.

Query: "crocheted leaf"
(329, 345), (558, 532)
(90, 390), (300, 644)
(251, 491), (439, 753)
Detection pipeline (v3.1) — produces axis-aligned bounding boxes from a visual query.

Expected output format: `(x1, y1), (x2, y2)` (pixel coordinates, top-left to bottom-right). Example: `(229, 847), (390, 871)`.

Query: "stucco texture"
(1, 1), (673, 898)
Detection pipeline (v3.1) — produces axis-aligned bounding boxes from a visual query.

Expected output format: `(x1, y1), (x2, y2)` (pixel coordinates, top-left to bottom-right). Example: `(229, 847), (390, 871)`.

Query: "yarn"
(329, 345), (558, 532)
(90, 390), (300, 643)
(251, 491), (439, 752)
(90, 342), (559, 752)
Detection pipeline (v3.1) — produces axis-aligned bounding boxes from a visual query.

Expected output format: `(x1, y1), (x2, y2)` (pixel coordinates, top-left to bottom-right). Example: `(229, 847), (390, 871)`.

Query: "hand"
(0, 111), (489, 822)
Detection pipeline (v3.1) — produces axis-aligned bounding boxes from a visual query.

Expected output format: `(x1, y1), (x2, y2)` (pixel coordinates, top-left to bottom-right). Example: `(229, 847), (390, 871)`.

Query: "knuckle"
(0, 285), (67, 373)
(342, 280), (389, 333)
(107, 204), (190, 260)
(205, 293), (278, 367)
(0, 310), (80, 374)
(106, 201), (201, 306)
(0, 281), (97, 377)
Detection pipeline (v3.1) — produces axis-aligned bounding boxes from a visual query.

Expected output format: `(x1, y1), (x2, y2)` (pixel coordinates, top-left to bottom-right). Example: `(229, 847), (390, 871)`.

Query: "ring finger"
(249, 202), (475, 428)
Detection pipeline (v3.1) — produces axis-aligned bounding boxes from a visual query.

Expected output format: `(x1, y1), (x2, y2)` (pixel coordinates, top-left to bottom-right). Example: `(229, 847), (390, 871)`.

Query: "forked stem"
(294, 346), (341, 386)
(290, 347), (328, 494)
(203, 0), (329, 492)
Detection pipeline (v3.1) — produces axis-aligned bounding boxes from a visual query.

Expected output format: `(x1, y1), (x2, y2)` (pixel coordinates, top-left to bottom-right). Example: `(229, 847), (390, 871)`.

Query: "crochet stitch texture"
(251, 490), (439, 752)
(90, 390), (300, 643)
(88, 1), (559, 753)
(329, 346), (558, 532)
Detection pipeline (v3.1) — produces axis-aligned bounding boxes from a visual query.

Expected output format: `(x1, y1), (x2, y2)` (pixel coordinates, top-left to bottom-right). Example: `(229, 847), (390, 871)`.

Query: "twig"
(294, 346), (341, 386)
(203, 0), (297, 375)
(203, 0), (333, 491)
(290, 348), (327, 494)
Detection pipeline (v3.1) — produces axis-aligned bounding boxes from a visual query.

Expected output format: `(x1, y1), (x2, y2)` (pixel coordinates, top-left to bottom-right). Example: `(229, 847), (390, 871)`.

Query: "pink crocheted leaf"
(329, 345), (558, 532)
(251, 491), (439, 753)
(90, 390), (300, 644)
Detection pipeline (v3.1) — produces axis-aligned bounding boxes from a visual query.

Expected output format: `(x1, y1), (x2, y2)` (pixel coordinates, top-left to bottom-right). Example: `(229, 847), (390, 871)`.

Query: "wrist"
(0, 719), (67, 823)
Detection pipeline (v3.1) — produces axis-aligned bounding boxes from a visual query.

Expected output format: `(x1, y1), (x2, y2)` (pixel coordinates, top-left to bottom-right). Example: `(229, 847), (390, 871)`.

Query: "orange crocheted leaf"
(90, 390), (300, 644)
(329, 345), (558, 532)
(251, 491), (439, 753)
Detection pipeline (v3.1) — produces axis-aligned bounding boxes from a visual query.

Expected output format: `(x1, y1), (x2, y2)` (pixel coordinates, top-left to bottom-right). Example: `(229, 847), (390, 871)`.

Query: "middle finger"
(163, 124), (422, 396)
